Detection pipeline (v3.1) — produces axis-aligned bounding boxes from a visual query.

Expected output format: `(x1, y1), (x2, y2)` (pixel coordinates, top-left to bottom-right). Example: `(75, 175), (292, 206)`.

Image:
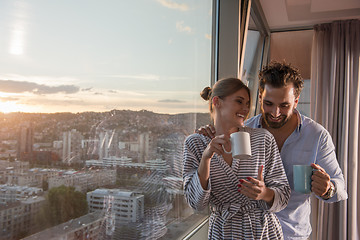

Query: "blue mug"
(293, 165), (313, 194)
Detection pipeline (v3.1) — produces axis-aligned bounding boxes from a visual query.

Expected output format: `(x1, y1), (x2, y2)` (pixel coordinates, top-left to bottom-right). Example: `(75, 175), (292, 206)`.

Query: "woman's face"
(217, 88), (250, 128)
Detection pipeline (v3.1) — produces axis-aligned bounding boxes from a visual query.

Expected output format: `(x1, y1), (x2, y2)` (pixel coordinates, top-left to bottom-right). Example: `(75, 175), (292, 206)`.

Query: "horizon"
(0, 108), (210, 116)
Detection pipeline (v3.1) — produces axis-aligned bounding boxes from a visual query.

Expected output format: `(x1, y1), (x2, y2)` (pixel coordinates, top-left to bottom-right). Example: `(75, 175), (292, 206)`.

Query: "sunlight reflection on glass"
(9, 1), (27, 55)
(10, 27), (25, 55)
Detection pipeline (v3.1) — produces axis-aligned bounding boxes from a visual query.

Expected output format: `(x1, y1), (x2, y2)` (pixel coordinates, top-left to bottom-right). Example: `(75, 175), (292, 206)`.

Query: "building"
(87, 189), (144, 224)
(101, 156), (132, 167)
(3, 167), (60, 188)
(23, 212), (106, 240)
(145, 159), (169, 172)
(48, 169), (116, 193)
(0, 140), (17, 159)
(62, 129), (84, 164)
(86, 157), (169, 173)
(17, 123), (33, 162)
(138, 132), (150, 163)
(81, 139), (99, 159)
(99, 131), (111, 161)
(0, 196), (45, 240)
(0, 185), (43, 205)
(0, 161), (30, 184)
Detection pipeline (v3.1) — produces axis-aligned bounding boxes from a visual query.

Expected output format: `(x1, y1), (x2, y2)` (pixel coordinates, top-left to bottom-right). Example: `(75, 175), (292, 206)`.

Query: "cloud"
(0, 74), (81, 85)
(176, 21), (192, 34)
(81, 87), (93, 92)
(158, 99), (185, 103)
(156, 0), (189, 11)
(23, 98), (87, 107)
(108, 90), (118, 94)
(0, 97), (19, 102)
(0, 80), (79, 95)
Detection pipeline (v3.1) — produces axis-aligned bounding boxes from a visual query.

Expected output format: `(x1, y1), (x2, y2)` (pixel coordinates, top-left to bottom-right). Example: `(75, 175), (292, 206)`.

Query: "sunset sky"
(0, 0), (212, 114)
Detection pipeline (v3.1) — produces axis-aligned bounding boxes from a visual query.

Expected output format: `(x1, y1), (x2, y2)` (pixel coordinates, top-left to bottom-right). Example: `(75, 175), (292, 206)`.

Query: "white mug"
(222, 131), (251, 159)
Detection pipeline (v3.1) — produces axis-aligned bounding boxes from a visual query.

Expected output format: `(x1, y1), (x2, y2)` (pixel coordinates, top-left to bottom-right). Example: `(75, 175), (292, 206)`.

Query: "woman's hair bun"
(200, 87), (212, 101)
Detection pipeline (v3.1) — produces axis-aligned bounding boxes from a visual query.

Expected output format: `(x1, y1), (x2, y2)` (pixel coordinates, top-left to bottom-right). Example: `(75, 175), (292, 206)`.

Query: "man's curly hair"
(259, 61), (304, 98)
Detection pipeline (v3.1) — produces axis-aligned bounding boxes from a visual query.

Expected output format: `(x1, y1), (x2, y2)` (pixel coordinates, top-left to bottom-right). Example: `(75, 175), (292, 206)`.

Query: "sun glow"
(0, 101), (29, 113)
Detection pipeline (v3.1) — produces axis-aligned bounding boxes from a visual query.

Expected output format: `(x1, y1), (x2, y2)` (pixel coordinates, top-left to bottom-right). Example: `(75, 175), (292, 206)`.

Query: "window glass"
(242, 30), (263, 116)
(241, 15), (266, 117)
(0, 0), (211, 239)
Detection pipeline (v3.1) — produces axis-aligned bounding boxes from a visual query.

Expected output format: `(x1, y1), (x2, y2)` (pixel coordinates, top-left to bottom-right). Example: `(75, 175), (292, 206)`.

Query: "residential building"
(87, 189), (144, 223)
(0, 185), (43, 205)
(0, 196), (45, 240)
(23, 212), (105, 240)
(48, 169), (116, 193)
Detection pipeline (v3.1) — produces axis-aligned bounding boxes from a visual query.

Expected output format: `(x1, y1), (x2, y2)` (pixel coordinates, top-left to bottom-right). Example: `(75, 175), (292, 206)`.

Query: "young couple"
(182, 61), (347, 240)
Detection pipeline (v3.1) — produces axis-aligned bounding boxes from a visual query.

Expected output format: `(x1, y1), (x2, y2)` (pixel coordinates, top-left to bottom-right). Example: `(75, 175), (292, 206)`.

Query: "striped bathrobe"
(183, 127), (290, 240)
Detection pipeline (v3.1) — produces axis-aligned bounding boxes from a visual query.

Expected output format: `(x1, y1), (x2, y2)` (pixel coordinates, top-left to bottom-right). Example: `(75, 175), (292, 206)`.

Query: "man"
(198, 61), (348, 239)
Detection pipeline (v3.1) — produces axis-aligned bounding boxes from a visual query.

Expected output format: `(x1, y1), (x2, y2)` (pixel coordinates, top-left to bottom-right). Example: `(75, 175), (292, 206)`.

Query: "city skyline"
(0, 0), (212, 114)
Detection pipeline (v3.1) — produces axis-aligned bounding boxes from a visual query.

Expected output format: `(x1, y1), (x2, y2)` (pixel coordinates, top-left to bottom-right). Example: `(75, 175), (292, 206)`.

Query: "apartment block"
(48, 169), (116, 193)
(23, 212), (105, 240)
(87, 189), (144, 223)
(0, 196), (45, 240)
(0, 185), (43, 205)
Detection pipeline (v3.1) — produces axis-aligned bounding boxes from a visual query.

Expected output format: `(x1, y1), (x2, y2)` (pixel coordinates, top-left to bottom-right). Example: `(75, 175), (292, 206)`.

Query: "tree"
(36, 185), (88, 229)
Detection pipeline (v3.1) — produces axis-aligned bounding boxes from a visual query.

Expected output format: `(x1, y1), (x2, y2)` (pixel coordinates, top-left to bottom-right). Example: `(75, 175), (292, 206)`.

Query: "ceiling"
(258, 0), (360, 31)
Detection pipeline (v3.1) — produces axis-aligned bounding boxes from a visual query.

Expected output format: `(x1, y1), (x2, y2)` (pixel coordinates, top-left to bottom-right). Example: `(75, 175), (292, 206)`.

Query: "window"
(0, 0), (212, 239)
(240, 0), (270, 117)
(242, 28), (266, 116)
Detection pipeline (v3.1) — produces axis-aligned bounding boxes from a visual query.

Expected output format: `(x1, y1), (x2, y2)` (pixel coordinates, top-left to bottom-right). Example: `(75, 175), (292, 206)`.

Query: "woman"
(183, 78), (290, 239)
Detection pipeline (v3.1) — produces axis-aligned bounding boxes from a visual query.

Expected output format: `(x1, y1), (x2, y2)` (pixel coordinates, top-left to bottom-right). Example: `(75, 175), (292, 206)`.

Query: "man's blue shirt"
(245, 110), (348, 240)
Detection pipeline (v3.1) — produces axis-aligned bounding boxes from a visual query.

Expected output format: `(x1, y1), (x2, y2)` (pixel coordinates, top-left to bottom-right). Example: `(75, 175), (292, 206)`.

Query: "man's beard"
(262, 112), (290, 129)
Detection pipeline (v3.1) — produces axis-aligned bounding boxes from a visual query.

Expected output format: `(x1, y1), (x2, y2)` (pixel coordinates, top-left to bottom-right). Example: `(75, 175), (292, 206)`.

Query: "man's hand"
(311, 163), (332, 197)
(238, 165), (274, 205)
(195, 124), (216, 139)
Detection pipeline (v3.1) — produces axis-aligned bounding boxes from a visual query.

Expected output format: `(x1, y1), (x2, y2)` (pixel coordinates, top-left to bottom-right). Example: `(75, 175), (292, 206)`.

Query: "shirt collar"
(294, 109), (303, 132)
(256, 109), (303, 132)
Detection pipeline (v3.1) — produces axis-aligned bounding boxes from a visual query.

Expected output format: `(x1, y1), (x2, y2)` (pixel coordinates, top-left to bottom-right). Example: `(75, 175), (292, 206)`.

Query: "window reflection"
(0, 1), (212, 239)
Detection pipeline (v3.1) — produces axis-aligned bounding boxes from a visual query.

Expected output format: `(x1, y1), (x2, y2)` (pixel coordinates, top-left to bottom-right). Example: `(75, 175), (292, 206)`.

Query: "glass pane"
(242, 28), (264, 117)
(0, 0), (212, 239)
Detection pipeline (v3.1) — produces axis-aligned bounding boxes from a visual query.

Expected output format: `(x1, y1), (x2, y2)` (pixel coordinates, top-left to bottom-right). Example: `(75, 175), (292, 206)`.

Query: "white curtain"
(310, 19), (360, 240)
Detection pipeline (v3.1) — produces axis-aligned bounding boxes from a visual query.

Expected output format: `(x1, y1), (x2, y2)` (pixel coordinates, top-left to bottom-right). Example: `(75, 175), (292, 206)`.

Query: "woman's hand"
(198, 134), (230, 190)
(238, 165), (275, 206)
(202, 134), (230, 160)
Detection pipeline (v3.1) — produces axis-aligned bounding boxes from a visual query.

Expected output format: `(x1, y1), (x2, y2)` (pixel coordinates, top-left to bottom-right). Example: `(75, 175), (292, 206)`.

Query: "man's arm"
(311, 130), (348, 202)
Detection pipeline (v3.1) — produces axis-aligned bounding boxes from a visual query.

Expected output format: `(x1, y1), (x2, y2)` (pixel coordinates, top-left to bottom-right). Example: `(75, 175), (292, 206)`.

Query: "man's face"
(259, 84), (299, 129)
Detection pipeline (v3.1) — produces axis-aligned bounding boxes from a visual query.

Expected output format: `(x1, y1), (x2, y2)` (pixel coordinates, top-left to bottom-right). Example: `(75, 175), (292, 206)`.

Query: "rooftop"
(23, 212), (104, 240)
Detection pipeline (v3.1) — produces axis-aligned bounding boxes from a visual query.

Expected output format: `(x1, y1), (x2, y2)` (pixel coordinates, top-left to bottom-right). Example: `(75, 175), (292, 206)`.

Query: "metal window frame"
(211, 0), (270, 113)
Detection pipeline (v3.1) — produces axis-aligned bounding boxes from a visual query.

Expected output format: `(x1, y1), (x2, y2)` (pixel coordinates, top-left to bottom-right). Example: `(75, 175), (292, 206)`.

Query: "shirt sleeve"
(260, 132), (291, 212)
(314, 129), (348, 202)
(182, 135), (211, 211)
